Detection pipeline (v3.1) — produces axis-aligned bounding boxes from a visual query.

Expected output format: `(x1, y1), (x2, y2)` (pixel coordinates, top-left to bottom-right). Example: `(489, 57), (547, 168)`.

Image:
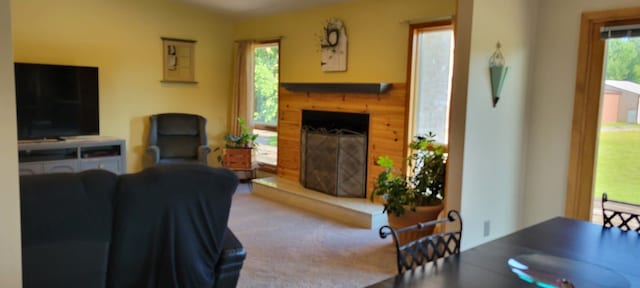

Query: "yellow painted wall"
(12, 0), (235, 172)
(1, 0), (22, 285)
(233, 0), (455, 82)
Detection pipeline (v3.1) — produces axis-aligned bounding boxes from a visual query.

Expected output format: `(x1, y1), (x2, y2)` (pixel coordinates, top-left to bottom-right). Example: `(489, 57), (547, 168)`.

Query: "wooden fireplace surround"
(277, 83), (408, 199)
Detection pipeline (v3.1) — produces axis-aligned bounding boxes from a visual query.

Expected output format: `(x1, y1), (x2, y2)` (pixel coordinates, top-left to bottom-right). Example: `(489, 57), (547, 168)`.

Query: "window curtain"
(230, 40), (255, 135)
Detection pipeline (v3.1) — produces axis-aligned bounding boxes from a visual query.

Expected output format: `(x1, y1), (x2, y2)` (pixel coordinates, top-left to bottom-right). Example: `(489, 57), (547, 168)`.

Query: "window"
(409, 23), (454, 145)
(592, 33), (640, 222)
(253, 42), (279, 168)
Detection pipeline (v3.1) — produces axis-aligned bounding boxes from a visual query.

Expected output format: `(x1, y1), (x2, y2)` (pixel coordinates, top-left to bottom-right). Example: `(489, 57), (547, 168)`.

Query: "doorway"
(591, 35), (640, 224)
(567, 7), (640, 221)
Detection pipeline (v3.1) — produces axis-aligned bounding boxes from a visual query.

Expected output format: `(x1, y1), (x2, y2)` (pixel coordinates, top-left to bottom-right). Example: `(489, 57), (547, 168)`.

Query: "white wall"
(0, 0), (23, 285)
(460, 0), (538, 249)
(523, 0), (640, 226)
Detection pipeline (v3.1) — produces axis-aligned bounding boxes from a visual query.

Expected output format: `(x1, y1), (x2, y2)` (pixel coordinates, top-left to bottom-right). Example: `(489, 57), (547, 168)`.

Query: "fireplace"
(276, 82), (406, 200)
(299, 110), (369, 198)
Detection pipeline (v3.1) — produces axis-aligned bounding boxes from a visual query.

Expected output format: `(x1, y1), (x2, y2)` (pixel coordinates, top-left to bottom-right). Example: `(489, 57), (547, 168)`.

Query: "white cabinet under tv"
(18, 136), (126, 175)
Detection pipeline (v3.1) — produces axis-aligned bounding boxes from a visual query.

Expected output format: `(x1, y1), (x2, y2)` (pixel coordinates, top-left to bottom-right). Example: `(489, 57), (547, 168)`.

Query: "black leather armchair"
(147, 113), (211, 165)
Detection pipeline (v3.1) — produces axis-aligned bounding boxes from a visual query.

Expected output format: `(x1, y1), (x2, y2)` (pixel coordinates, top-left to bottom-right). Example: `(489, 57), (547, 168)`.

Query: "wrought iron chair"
(379, 210), (462, 274)
(602, 192), (640, 233)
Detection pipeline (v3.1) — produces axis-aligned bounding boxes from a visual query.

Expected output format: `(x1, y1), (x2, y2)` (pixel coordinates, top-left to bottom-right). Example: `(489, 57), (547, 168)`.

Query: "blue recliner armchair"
(147, 113), (211, 165)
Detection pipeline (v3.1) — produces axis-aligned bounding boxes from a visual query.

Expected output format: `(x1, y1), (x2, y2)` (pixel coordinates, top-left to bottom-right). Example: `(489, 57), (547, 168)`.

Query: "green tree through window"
(606, 38), (640, 82)
(254, 44), (279, 125)
(252, 42), (279, 167)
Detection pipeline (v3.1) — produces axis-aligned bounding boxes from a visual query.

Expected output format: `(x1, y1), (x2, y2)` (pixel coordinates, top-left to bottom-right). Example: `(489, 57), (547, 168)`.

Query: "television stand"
(18, 136), (126, 175)
(18, 138), (65, 144)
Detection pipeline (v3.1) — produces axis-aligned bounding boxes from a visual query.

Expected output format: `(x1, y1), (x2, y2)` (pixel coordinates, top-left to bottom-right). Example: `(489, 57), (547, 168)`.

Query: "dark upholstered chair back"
(107, 164), (238, 287)
(20, 170), (118, 288)
(147, 113), (211, 165)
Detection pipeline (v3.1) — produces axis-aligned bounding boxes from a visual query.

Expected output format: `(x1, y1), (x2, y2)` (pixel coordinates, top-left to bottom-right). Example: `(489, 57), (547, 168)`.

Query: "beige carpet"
(228, 183), (397, 288)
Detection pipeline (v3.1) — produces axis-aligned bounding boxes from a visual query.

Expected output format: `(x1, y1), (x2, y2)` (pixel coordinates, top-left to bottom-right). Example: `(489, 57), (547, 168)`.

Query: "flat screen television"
(14, 63), (99, 140)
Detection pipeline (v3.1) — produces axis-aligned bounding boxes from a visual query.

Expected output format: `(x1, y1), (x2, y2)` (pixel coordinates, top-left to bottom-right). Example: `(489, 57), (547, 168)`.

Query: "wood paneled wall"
(277, 83), (408, 199)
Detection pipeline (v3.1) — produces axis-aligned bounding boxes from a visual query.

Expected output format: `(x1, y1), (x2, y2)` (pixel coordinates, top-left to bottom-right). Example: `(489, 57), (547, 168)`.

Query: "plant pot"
(222, 148), (254, 170)
(387, 204), (444, 245)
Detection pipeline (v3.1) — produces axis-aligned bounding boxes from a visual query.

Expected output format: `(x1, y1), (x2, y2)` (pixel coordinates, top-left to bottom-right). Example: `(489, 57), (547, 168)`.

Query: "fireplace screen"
(300, 128), (367, 198)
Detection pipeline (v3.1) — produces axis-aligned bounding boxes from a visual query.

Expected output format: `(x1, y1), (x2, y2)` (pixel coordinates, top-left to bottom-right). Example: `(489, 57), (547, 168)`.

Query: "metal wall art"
(489, 42), (509, 107)
(321, 18), (348, 72)
(161, 37), (197, 83)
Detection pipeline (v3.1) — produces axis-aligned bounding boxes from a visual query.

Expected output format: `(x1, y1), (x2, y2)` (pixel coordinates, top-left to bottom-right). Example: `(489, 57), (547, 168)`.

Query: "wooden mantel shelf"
(281, 83), (392, 94)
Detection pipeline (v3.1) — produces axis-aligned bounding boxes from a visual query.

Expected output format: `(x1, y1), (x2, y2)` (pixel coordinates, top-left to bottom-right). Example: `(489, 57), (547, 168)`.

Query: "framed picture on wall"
(161, 37), (197, 83)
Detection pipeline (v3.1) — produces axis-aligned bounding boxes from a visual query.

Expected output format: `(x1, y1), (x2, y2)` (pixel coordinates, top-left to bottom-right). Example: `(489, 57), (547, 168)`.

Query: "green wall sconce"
(489, 42), (509, 107)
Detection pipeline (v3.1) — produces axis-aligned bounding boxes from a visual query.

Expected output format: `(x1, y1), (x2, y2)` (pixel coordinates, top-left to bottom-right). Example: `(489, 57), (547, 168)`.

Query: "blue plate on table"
(508, 254), (630, 288)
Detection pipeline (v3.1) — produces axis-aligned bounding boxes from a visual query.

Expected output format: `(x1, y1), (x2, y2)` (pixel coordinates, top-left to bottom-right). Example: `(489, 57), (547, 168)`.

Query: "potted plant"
(371, 132), (447, 240)
(217, 118), (258, 170)
(224, 117), (258, 149)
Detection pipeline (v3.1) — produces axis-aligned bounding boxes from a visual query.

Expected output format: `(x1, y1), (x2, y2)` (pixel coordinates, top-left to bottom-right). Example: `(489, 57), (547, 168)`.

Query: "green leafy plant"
(370, 132), (447, 217)
(214, 117), (258, 164)
(224, 117), (258, 148)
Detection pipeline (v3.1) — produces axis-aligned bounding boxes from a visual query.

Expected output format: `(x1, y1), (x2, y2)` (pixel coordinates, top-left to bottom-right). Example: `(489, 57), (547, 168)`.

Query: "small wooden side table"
(227, 163), (257, 191)
(222, 148), (257, 189)
(230, 165), (257, 180)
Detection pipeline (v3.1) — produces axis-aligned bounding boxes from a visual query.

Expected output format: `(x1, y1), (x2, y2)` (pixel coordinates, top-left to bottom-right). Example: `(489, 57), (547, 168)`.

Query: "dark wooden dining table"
(368, 217), (640, 287)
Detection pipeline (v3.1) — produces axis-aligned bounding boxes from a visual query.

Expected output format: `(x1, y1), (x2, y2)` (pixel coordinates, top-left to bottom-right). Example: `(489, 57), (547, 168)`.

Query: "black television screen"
(14, 63), (99, 140)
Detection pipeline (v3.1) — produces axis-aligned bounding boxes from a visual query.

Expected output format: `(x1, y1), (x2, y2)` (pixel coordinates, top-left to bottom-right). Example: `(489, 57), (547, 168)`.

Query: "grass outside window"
(595, 123), (640, 204)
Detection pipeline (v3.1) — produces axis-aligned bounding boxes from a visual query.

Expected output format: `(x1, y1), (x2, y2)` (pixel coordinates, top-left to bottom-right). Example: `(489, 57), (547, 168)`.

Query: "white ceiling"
(181, 0), (353, 18)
